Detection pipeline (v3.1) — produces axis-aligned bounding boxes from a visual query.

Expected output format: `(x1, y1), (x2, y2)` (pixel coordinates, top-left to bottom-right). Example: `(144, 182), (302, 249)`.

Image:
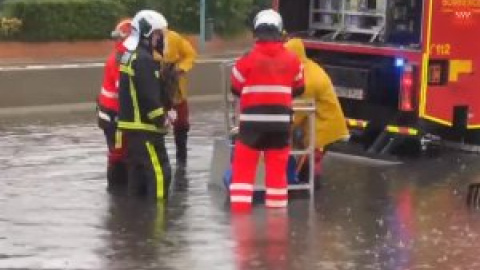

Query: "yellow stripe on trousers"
(146, 142), (165, 200)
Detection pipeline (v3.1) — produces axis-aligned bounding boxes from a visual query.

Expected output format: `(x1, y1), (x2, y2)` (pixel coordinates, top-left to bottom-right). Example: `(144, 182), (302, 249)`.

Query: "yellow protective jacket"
(154, 30), (197, 102)
(285, 38), (349, 149)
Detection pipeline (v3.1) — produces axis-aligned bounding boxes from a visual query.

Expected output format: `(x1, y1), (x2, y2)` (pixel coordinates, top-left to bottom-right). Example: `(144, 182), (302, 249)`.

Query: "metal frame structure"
(309, 0), (388, 42)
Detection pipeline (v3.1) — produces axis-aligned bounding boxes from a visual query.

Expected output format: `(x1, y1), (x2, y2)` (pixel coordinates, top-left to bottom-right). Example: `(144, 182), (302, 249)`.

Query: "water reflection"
(230, 209), (291, 270)
(103, 197), (167, 270)
(171, 168), (189, 193)
(1, 104), (480, 269)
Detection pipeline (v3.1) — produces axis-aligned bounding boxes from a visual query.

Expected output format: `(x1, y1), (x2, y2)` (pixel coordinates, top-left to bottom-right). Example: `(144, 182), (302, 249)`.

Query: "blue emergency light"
(395, 58), (406, 67)
(395, 58), (405, 67)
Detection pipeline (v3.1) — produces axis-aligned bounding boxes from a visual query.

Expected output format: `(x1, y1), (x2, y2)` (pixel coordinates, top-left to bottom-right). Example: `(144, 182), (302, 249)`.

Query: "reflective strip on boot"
(266, 199), (288, 208)
(230, 183), (254, 192)
(230, 183), (254, 203)
(266, 188), (288, 196)
(230, 195), (253, 203)
(266, 188), (288, 205)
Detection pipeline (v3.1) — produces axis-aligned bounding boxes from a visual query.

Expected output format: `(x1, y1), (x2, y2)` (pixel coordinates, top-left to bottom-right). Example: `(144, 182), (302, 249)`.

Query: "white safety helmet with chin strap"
(253, 9), (283, 32)
(123, 10), (168, 51)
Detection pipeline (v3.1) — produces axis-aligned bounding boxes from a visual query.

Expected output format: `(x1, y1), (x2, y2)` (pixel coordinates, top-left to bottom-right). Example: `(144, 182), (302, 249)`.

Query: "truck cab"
(274, 0), (480, 154)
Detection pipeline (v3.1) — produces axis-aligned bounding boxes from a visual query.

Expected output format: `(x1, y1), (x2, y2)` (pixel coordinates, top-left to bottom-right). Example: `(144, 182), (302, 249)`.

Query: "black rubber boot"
(107, 162), (128, 195)
(174, 128), (188, 169)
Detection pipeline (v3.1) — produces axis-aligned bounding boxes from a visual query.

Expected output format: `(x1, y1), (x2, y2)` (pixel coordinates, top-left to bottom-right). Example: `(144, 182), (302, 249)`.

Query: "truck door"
(422, 0), (479, 129)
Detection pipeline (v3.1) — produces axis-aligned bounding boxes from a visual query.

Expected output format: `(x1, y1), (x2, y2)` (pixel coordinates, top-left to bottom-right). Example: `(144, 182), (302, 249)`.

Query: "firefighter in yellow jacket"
(153, 22), (197, 169)
(285, 38), (349, 182)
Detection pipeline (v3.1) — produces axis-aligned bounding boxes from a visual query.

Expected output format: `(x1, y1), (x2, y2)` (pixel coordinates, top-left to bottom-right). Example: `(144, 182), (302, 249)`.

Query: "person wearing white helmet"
(123, 10), (168, 51)
(117, 10), (172, 201)
(252, 9), (284, 40)
(228, 9), (305, 213)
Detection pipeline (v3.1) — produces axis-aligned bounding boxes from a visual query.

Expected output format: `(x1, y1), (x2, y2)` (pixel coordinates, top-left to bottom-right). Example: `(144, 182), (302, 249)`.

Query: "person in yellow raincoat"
(285, 38), (349, 184)
(153, 20), (197, 169)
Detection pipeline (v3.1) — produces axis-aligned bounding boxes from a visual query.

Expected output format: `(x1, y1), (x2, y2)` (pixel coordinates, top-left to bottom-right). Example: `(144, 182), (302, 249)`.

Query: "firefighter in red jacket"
(97, 19), (132, 192)
(229, 9), (305, 212)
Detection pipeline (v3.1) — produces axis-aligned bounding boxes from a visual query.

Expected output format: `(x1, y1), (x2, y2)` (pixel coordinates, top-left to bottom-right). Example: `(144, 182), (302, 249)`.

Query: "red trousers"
(230, 141), (290, 212)
(172, 100), (190, 131)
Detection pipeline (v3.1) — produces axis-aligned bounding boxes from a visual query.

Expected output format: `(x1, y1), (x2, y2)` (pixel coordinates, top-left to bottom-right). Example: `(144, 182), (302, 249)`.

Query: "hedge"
(118, 0), (272, 36)
(0, 0), (273, 41)
(0, 17), (21, 38)
(2, 0), (126, 41)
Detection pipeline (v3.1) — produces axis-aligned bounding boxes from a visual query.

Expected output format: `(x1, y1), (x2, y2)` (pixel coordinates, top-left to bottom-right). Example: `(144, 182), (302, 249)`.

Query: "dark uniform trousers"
(103, 126), (128, 191)
(98, 108), (127, 192)
(173, 100), (190, 166)
(125, 132), (171, 200)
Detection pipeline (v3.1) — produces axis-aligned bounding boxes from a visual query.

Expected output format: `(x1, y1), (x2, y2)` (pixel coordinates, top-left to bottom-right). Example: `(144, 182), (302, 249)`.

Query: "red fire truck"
(273, 0), (480, 155)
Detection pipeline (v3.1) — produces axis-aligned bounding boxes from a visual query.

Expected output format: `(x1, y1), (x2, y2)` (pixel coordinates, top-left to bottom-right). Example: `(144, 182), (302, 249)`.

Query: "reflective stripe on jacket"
(117, 47), (168, 134)
(98, 51), (121, 112)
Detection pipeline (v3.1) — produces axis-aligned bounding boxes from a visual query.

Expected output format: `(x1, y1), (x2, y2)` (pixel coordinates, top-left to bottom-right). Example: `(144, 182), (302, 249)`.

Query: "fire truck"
(273, 0), (480, 155)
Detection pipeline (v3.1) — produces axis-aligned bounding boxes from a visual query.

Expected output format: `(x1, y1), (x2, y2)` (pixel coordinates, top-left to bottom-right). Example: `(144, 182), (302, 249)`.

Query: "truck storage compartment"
(309, 50), (421, 151)
(278, 0), (423, 46)
(308, 49), (403, 123)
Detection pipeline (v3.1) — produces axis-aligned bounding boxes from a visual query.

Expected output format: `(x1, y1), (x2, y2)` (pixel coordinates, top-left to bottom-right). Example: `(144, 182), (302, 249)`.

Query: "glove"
(230, 126), (239, 135)
(162, 110), (177, 128)
(167, 110), (177, 122)
(151, 115), (167, 129)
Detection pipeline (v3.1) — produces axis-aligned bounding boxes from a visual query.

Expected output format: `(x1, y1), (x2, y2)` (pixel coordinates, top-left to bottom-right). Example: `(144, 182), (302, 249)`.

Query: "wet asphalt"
(1, 102), (480, 270)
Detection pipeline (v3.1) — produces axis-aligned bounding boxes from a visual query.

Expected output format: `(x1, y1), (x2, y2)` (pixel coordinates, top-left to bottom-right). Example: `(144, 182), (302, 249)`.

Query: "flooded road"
(1, 102), (480, 270)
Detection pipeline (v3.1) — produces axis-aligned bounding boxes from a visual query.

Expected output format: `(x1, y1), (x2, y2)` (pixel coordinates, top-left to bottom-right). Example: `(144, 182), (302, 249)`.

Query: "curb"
(0, 95), (222, 117)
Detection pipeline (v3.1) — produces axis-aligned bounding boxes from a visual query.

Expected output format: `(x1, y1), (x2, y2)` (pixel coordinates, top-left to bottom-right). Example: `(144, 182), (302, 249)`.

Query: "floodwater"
(1, 102), (480, 270)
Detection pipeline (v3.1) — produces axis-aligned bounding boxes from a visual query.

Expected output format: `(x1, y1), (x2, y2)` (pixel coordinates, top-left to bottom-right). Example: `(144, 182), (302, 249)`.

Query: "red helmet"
(111, 19), (132, 40)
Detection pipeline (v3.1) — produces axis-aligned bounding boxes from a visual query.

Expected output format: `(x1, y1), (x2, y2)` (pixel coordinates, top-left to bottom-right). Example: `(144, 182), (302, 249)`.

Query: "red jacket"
(98, 50), (122, 112)
(231, 41), (305, 135)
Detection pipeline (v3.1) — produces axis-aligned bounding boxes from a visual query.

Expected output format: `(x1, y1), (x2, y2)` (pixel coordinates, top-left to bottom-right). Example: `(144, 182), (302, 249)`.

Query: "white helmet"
(253, 9), (283, 31)
(124, 10), (168, 51)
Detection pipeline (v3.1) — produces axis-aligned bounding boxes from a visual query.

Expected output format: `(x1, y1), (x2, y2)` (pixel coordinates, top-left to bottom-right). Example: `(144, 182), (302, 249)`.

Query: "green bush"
(0, 16), (22, 39)
(152, 0), (269, 37)
(162, 0), (200, 34)
(116, 0), (149, 17)
(142, 0), (200, 34)
(209, 0), (273, 37)
(2, 0), (126, 41)
(118, 0), (265, 37)
(0, 0), (274, 41)
(106, 0), (201, 34)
